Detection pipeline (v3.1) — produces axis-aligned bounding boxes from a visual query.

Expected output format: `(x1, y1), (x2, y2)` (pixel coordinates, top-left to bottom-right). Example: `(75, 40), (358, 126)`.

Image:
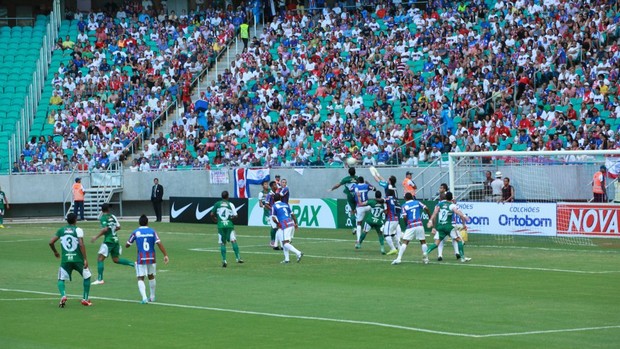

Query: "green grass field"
(1, 220), (619, 349)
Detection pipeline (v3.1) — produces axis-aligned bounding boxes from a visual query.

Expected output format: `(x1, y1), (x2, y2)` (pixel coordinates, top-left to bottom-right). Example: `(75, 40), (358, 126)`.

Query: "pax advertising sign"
(248, 198), (338, 229)
(557, 204), (620, 238)
(456, 202), (557, 236)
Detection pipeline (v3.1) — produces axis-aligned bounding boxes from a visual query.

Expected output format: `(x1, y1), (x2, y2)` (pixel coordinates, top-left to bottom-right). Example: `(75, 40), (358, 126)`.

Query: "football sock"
(393, 236), (401, 249)
(384, 235), (395, 250)
(421, 243), (428, 255)
(83, 278), (90, 300)
(57, 280), (66, 297)
(437, 240), (444, 257)
(138, 280), (147, 301)
(377, 231), (385, 246)
(220, 244), (227, 261)
(284, 242), (300, 256)
(232, 242), (240, 260)
(452, 239), (459, 255)
(458, 240), (465, 257)
(355, 225), (361, 243)
(97, 261), (104, 281)
(283, 246), (290, 261)
(359, 231), (367, 243)
(0, 215), (3, 224)
(396, 243), (407, 260)
(116, 258), (135, 267)
(270, 228), (277, 243)
(149, 279), (156, 299)
(426, 243), (437, 254)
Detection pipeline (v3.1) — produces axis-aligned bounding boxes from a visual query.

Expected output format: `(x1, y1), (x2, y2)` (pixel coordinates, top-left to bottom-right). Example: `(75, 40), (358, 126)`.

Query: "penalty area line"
(1, 288), (618, 338)
(188, 249), (620, 274)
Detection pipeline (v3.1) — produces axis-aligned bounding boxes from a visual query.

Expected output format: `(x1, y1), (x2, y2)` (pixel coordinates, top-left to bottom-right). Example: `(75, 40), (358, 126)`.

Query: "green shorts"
(218, 228), (235, 243)
(364, 217), (383, 229)
(347, 195), (357, 211)
(59, 262), (87, 281)
(99, 242), (121, 258)
(435, 227), (453, 241)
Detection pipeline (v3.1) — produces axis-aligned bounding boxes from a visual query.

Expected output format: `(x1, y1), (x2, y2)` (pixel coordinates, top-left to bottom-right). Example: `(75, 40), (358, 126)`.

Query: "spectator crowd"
(15, 0), (620, 173)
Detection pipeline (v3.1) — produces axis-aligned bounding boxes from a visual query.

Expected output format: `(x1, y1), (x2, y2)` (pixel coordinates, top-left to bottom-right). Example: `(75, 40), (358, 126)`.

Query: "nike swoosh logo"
(171, 203), (192, 218)
(233, 204), (246, 215)
(195, 205), (214, 220)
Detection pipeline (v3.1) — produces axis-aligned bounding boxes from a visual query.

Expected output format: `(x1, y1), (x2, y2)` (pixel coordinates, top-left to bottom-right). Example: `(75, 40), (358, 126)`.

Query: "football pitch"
(1, 221), (619, 349)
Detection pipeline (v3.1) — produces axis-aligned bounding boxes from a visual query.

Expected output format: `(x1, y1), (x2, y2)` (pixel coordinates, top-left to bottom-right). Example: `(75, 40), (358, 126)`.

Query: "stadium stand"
(13, 1), (245, 173)
(0, 15), (51, 173)
(9, 0), (620, 173)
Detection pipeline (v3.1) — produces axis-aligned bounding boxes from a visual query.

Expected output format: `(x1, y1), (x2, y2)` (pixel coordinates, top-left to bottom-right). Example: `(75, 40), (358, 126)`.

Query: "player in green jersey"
(90, 204), (134, 285)
(426, 192), (471, 262)
(49, 213), (92, 307)
(359, 190), (386, 254)
(328, 167), (359, 234)
(0, 186), (9, 228)
(434, 183), (460, 261)
(211, 191), (243, 268)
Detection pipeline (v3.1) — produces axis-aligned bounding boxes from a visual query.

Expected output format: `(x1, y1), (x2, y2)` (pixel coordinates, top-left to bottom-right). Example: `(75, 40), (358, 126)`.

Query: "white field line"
(189, 249), (620, 274)
(1, 288), (618, 338)
(0, 239), (44, 243)
(0, 297), (58, 301)
(164, 231), (620, 254)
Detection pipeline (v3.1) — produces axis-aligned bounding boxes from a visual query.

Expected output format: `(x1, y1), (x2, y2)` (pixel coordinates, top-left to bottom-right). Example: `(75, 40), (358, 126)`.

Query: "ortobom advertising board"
(456, 202), (557, 236)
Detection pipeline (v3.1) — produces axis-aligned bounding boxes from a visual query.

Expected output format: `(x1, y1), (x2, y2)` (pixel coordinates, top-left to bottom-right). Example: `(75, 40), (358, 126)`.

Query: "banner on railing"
(557, 203), (620, 238)
(209, 170), (229, 184)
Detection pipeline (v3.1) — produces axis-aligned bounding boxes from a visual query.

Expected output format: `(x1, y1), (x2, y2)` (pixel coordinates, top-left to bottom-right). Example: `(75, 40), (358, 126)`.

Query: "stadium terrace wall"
(0, 166), (607, 218)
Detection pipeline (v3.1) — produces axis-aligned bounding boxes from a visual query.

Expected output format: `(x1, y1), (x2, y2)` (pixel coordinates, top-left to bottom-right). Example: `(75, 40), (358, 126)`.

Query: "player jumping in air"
(329, 167), (359, 235)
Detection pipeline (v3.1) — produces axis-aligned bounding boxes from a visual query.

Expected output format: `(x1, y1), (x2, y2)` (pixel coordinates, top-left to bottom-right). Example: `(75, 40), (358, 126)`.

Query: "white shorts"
(403, 226), (426, 241)
(383, 220), (399, 237)
(280, 226), (294, 241)
(135, 263), (156, 277)
(355, 205), (372, 222)
(58, 266), (91, 281)
(97, 243), (122, 257)
(218, 230), (237, 244)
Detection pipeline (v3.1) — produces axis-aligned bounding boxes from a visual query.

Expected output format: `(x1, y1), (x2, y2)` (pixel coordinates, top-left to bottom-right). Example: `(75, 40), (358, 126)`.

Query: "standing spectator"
(483, 171), (494, 201)
(151, 178), (164, 222)
(592, 165), (607, 202)
(239, 19), (250, 52)
(0, 185), (9, 228)
(72, 178), (85, 221)
(402, 171), (417, 198)
(500, 177), (515, 203)
(491, 171), (503, 202)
